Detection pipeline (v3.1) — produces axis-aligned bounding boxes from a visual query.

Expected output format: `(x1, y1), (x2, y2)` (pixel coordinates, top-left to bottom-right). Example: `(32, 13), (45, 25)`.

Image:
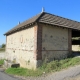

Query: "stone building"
(4, 12), (80, 69)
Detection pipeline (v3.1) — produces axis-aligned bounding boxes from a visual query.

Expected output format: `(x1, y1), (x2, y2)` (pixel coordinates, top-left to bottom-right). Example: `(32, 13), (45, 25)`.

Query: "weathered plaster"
(42, 24), (69, 62)
(42, 51), (68, 62)
(6, 23), (72, 69)
(6, 25), (37, 69)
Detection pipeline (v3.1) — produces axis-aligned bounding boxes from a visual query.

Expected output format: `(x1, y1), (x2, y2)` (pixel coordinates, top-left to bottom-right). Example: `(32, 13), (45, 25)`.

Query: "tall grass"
(5, 57), (80, 77)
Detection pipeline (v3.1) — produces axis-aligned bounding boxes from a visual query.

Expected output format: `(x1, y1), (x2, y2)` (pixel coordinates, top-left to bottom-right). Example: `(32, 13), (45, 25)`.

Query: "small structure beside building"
(4, 11), (80, 69)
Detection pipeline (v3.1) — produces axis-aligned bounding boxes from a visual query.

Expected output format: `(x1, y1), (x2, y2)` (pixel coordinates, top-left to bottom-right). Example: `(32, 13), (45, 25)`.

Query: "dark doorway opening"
(72, 29), (80, 45)
(72, 29), (80, 56)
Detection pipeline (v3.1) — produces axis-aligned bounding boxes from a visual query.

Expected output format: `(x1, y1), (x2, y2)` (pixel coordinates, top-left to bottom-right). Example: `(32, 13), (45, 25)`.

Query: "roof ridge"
(35, 12), (45, 22)
(43, 12), (80, 23)
(4, 12), (44, 35)
(19, 12), (44, 24)
(4, 11), (80, 35)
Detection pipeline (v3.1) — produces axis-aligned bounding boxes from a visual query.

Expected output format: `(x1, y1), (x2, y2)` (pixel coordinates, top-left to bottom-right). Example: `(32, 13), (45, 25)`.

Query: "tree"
(1, 44), (6, 48)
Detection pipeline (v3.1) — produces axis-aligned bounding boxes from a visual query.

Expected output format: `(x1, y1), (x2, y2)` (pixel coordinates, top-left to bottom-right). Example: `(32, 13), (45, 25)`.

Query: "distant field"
(0, 48), (5, 52)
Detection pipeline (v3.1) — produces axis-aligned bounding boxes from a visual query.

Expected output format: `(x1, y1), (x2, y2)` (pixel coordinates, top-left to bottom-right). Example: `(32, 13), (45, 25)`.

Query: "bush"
(1, 44), (6, 48)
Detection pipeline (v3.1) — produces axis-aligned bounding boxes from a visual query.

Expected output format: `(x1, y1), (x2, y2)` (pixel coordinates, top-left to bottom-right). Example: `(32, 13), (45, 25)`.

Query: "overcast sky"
(0, 0), (80, 45)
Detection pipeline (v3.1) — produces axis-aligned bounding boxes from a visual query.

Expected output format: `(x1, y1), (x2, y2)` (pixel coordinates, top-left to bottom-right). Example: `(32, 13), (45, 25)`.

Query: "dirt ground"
(64, 75), (80, 80)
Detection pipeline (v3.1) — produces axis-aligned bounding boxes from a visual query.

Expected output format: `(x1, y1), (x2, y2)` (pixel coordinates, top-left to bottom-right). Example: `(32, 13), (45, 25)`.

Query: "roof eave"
(4, 22), (36, 36)
(39, 22), (80, 31)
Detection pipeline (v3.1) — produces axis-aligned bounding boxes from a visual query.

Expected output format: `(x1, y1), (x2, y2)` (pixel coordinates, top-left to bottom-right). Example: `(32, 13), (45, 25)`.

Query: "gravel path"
(65, 75), (80, 80)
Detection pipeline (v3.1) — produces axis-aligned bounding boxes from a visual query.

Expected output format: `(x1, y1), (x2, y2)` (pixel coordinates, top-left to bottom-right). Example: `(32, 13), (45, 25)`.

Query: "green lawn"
(5, 57), (80, 77)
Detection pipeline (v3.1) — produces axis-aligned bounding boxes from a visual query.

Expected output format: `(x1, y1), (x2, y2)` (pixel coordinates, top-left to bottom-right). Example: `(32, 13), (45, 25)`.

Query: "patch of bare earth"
(64, 75), (80, 80)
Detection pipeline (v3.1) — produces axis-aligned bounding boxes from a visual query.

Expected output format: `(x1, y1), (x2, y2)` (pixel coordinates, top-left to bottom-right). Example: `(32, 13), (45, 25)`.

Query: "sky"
(0, 0), (80, 45)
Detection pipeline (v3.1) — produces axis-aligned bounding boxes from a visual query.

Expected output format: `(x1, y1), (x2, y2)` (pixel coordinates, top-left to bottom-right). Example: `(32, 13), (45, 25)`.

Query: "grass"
(72, 37), (80, 40)
(5, 57), (80, 77)
(0, 48), (5, 52)
(5, 68), (43, 76)
(0, 59), (4, 65)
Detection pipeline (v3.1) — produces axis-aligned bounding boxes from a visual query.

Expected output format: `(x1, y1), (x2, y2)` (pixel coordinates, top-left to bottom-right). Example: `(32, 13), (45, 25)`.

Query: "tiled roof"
(38, 12), (80, 30)
(4, 12), (80, 35)
(4, 12), (43, 35)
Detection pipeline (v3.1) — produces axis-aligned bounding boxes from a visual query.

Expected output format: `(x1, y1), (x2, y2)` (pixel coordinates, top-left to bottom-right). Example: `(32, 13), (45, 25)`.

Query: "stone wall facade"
(6, 23), (72, 69)
(6, 25), (37, 69)
(41, 24), (71, 62)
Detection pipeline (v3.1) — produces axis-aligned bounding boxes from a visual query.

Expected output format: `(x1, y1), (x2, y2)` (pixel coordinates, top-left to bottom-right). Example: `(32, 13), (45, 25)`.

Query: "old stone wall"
(6, 23), (71, 69)
(6, 26), (37, 69)
(42, 25), (69, 62)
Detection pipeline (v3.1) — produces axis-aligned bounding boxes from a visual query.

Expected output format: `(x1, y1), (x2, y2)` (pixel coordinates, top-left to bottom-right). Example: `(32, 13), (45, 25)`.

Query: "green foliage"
(5, 57), (80, 77)
(0, 59), (4, 65)
(72, 37), (80, 40)
(0, 44), (5, 52)
(1, 44), (6, 48)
